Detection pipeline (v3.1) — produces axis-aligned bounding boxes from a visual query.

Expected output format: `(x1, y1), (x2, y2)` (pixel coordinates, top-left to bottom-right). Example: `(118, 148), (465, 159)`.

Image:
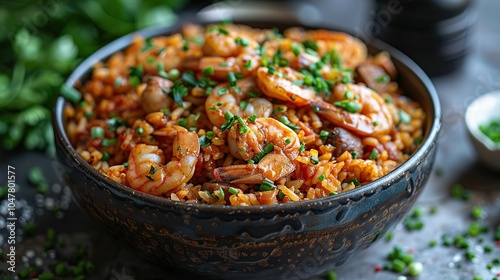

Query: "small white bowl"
(465, 90), (500, 171)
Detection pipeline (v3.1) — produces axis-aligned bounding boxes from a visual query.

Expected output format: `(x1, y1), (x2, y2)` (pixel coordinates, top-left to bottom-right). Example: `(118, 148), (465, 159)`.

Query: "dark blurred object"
(373, 0), (476, 76)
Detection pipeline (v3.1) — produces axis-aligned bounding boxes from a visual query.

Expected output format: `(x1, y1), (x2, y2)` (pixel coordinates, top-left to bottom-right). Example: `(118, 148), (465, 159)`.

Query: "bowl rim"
(54, 19), (441, 214)
(465, 91), (500, 151)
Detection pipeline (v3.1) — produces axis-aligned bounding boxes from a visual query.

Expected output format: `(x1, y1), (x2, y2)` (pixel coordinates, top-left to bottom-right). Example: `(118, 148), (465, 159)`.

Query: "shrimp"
(141, 76), (174, 114)
(284, 28), (367, 69)
(205, 77), (273, 127)
(213, 117), (300, 184)
(256, 67), (393, 136)
(202, 25), (258, 57)
(126, 126), (200, 195)
(312, 83), (393, 136)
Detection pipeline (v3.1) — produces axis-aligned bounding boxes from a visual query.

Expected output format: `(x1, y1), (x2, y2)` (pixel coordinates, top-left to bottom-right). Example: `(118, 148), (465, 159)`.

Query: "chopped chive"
(168, 68), (180, 80)
(229, 187), (239, 195)
(299, 142), (305, 153)
(334, 100), (361, 113)
(398, 109), (412, 124)
(149, 165), (156, 174)
(239, 100), (250, 110)
(277, 116), (300, 131)
(345, 178), (361, 186)
(227, 72), (237, 87)
(278, 190), (285, 200)
(202, 66), (214, 76)
(100, 151), (110, 161)
(318, 174), (325, 182)
(369, 148), (379, 160)
(218, 186), (225, 199)
(224, 111), (234, 121)
(244, 59), (252, 70)
(235, 37), (250, 46)
(252, 143), (274, 163)
(101, 138), (117, 147)
(259, 178), (277, 191)
(351, 151), (358, 159)
(248, 114), (257, 122)
(217, 86), (228, 95)
(237, 117), (249, 134)
(319, 130), (330, 141)
(375, 73), (390, 83)
(90, 126), (104, 139)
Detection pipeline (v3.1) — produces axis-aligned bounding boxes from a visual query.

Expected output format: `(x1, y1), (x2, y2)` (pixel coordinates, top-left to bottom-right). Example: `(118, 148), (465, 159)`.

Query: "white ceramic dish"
(465, 90), (500, 171)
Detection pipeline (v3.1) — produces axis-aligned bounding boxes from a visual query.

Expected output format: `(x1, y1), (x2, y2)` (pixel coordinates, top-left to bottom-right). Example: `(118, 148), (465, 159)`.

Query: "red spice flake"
(407, 248), (415, 254)
(497, 272), (500, 277)
(496, 241), (500, 247)
(374, 265), (382, 272)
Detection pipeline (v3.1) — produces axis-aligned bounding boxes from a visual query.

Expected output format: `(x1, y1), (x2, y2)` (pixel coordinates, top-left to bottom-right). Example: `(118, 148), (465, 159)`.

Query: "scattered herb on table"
(479, 119), (500, 143)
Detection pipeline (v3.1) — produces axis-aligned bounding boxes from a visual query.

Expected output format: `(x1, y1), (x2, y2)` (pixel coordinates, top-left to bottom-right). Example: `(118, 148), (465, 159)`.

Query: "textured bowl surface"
(53, 21), (441, 279)
(465, 91), (500, 172)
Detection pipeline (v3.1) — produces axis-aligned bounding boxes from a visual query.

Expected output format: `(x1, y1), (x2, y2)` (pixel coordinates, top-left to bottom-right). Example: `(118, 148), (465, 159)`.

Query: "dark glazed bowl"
(53, 20), (441, 280)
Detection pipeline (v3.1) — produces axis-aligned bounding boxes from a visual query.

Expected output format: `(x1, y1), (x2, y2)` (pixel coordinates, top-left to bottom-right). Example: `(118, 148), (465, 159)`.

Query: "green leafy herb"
(167, 81), (188, 107)
(479, 119), (500, 143)
(181, 71), (198, 87)
(202, 66), (214, 76)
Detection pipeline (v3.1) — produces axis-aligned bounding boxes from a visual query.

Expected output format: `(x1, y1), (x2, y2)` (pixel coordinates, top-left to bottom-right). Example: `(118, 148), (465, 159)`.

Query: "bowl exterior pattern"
(56, 133), (436, 279)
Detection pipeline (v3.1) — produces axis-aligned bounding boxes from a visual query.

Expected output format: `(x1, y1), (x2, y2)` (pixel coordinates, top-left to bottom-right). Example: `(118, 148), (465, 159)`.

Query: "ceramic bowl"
(465, 91), (500, 171)
(52, 20), (441, 279)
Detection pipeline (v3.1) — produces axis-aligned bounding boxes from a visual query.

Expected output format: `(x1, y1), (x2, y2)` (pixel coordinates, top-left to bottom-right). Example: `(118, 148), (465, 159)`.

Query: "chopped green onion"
(60, 84), (82, 104)
(299, 142), (306, 153)
(479, 119), (500, 143)
(252, 143), (274, 163)
(217, 86), (228, 96)
(318, 174), (325, 182)
(100, 151), (110, 161)
(248, 114), (257, 122)
(451, 184), (471, 200)
(136, 127), (144, 135)
(398, 109), (412, 124)
(334, 100), (361, 113)
(408, 262), (423, 276)
(259, 178), (277, 191)
(267, 64), (276, 75)
(325, 270), (337, 280)
(141, 37), (154, 52)
(375, 74), (390, 83)
(90, 126), (104, 139)
(429, 240), (437, 247)
(369, 148), (379, 160)
(123, 162), (129, 168)
(221, 116), (236, 132)
(229, 187), (239, 195)
(149, 165), (156, 174)
(403, 217), (423, 231)
(244, 59), (252, 70)
(168, 69), (180, 80)
(310, 155), (319, 165)
(345, 178), (361, 186)
(351, 151), (358, 159)
(237, 117), (249, 134)
(303, 40), (318, 51)
(330, 192), (338, 196)
(385, 97), (393, 104)
(278, 116), (300, 131)
(178, 119), (187, 128)
(101, 138), (117, 147)
(227, 72), (237, 87)
(319, 130), (330, 141)
(471, 206), (484, 220)
(391, 259), (406, 273)
(206, 131), (215, 139)
(202, 66), (214, 76)
(278, 190), (285, 200)
(344, 90), (353, 99)
(218, 186), (225, 199)
(146, 56), (155, 64)
(285, 138), (291, 144)
(465, 250), (475, 260)
(385, 232), (393, 241)
(291, 43), (302, 56)
(239, 100), (249, 110)
(235, 37), (250, 46)
(312, 106), (320, 112)
(468, 222), (487, 237)
(224, 111), (234, 121)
